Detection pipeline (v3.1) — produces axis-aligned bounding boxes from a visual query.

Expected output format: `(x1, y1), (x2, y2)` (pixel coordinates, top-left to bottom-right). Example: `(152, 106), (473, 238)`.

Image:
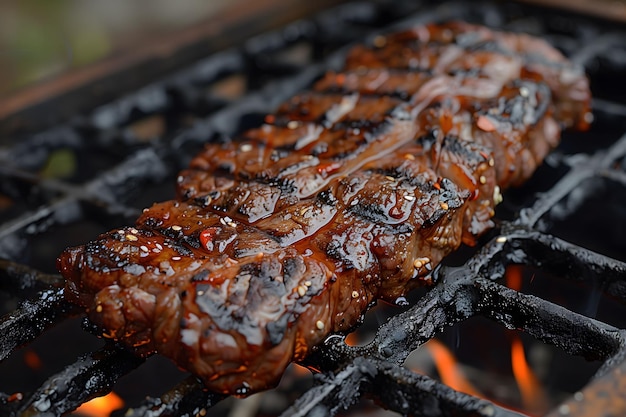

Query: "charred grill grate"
(1, 1), (626, 416)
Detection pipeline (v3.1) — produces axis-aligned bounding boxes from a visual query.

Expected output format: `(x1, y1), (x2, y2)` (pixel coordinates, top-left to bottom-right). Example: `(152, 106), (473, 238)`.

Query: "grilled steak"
(57, 21), (591, 395)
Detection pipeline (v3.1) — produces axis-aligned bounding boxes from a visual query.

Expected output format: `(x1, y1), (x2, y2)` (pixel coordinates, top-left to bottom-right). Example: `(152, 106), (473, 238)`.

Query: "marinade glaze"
(58, 22), (591, 395)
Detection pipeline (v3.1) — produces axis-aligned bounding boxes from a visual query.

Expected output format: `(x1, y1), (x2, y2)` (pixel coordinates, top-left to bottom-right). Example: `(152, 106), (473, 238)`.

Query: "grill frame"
(1, 1), (626, 416)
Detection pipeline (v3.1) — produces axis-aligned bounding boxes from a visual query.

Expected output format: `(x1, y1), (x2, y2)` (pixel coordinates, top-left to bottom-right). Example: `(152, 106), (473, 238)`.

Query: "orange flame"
(506, 265), (548, 414)
(23, 350), (42, 370)
(506, 265), (523, 291)
(425, 339), (482, 397)
(73, 392), (124, 417)
(510, 336), (548, 414)
(418, 265), (549, 415)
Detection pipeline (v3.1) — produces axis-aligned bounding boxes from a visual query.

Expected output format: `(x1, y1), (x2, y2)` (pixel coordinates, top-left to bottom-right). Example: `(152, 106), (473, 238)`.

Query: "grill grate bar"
(569, 32), (626, 67)
(0, 201), (79, 249)
(592, 98), (626, 119)
(0, 288), (78, 362)
(0, 127), (83, 172)
(0, 148), (170, 260)
(9, 345), (144, 417)
(308, 244), (625, 374)
(365, 359), (526, 417)
(475, 278), (623, 361)
(600, 167), (626, 188)
(281, 358), (526, 417)
(123, 377), (224, 417)
(0, 260), (63, 297)
(517, 133), (626, 228)
(493, 229), (626, 301)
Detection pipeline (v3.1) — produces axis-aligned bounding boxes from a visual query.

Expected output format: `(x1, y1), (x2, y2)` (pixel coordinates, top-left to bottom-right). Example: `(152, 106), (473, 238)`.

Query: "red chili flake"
(7, 392), (23, 402)
(388, 206), (404, 219)
(479, 151), (490, 160)
(469, 189), (480, 201)
(433, 182), (441, 190)
(439, 111), (453, 134)
(317, 162), (341, 177)
(477, 115), (496, 132)
(264, 114), (275, 124)
(199, 227), (220, 252)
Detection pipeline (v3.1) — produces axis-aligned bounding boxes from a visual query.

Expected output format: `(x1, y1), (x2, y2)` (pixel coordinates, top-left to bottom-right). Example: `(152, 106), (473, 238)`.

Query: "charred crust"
(238, 262), (259, 277)
(254, 174), (296, 194)
(325, 239), (348, 267)
(319, 83), (415, 101)
(143, 217), (163, 229)
(266, 314), (289, 346)
(191, 270), (210, 282)
(465, 39), (499, 52)
(422, 209), (446, 228)
(160, 227), (180, 239)
(183, 233), (201, 249)
(363, 120), (391, 143)
(281, 257), (299, 283)
(334, 118), (386, 131)
(388, 223), (414, 235)
(217, 163), (235, 174)
(441, 135), (487, 166)
(208, 190), (221, 200)
(269, 148), (290, 161)
(415, 129), (438, 150)
(194, 195), (213, 207)
(447, 67), (481, 78)
(372, 167), (403, 181)
(310, 143), (328, 156)
(181, 187), (195, 200)
(349, 203), (388, 224)
(389, 105), (412, 121)
(481, 81), (551, 127)
(316, 189), (337, 206)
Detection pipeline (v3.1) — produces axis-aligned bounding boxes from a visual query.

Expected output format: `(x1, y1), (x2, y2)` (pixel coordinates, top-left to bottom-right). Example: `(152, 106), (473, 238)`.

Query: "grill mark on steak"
(57, 21), (591, 395)
(346, 21), (590, 130)
(178, 77), (547, 222)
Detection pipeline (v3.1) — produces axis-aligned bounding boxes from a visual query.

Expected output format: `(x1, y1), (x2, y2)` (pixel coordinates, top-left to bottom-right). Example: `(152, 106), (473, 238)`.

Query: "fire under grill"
(1, 1), (626, 416)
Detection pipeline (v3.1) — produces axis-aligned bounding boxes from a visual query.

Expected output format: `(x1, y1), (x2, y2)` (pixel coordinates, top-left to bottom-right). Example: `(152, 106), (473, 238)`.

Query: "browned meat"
(57, 21), (591, 395)
(344, 21), (591, 130)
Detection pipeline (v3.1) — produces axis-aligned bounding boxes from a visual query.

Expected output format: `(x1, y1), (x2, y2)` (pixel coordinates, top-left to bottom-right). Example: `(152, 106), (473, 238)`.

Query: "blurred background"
(0, 0), (238, 95)
(0, 0), (348, 136)
(2, 0), (626, 96)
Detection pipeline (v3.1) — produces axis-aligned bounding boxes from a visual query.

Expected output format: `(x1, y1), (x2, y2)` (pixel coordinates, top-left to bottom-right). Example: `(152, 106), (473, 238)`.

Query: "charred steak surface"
(57, 21), (591, 394)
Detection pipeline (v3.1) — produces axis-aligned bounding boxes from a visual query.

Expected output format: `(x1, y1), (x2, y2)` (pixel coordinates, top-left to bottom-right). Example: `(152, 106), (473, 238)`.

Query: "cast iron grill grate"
(1, 1), (626, 416)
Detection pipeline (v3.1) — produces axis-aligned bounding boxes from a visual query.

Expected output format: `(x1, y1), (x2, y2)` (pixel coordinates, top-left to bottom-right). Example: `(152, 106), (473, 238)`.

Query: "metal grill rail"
(1, 1), (626, 416)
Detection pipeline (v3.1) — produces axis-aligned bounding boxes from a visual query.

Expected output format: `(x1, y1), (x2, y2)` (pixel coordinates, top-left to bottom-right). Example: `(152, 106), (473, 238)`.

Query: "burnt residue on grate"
(1, 1), (626, 416)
